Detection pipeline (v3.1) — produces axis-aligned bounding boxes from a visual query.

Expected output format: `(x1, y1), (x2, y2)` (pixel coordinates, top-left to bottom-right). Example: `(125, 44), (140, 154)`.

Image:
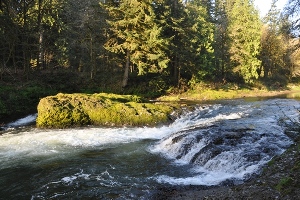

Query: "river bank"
(1, 73), (299, 124)
(158, 83), (300, 102)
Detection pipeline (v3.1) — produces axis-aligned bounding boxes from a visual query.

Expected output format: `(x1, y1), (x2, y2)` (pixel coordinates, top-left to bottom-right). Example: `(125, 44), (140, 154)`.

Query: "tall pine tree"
(182, 0), (215, 84)
(285, 0), (300, 34)
(213, 0), (232, 81)
(260, 0), (296, 84)
(105, 0), (169, 87)
(157, 0), (214, 86)
(227, 0), (262, 83)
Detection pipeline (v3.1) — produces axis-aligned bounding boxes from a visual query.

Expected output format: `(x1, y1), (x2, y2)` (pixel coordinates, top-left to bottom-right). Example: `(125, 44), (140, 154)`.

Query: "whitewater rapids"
(0, 98), (299, 199)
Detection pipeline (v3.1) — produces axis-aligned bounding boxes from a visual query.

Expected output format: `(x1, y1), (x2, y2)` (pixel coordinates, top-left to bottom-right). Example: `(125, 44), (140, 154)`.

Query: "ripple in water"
(151, 99), (297, 185)
(0, 98), (299, 199)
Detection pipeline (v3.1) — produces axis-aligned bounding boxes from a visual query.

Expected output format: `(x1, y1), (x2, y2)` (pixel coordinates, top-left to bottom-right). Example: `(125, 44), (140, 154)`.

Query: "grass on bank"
(157, 82), (300, 102)
(2, 68), (300, 123)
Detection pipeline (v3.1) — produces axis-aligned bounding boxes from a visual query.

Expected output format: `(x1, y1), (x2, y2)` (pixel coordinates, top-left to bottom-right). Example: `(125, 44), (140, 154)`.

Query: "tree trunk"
(37, 0), (44, 70)
(122, 50), (130, 87)
(38, 30), (44, 69)
(173, 54), (180, 86)
(90, 34), (95, 80)
(22, 0), (29, 80)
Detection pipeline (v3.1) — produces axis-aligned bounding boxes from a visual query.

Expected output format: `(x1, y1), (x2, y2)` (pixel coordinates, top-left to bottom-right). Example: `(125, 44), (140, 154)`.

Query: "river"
(0, 96), (300, 199)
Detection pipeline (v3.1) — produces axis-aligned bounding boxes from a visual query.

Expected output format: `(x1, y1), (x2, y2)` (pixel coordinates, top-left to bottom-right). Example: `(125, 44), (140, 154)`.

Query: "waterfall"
(151, 99), (297, 185)
(0, 98), (299, 199)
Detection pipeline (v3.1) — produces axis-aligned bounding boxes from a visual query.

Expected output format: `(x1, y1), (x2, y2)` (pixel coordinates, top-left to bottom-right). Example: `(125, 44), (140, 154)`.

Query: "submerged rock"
(36, 93), (178, 128)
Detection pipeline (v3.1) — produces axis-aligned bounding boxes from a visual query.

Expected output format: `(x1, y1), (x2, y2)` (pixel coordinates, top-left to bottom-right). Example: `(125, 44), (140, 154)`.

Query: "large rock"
(36, 93), (178, 128)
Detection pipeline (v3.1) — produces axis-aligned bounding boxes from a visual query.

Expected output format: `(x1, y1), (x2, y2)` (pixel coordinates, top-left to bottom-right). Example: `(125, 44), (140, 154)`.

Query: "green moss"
(275, 177), (293, 192)
(292, 161), (300, 171)
(36, 93), (177, 128)
(268, 158), (276, 167)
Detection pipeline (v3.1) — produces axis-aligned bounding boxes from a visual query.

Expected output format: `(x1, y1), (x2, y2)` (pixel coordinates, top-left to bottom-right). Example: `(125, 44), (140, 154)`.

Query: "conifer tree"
(180, 0), (214, 83)
(213, 0), (231, 80)
(0, 0), (65, 74)
(261, 0), (282, 78)
(157, 0), (186, 85)
(226, 0), (262, 83)
(260, 0), (296, 83)
(57, 0), (107, 78)
(285, 0), (300, 34)
(105, 0), (169, 87)
(157, 0), (214, 86)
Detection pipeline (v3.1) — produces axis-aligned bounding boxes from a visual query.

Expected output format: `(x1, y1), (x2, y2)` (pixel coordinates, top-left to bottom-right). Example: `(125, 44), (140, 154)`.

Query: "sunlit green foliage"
(0, 0), (299, 106)
(260, 0), (298, 86)
(175, 0), (215, 85)
(226, 0), (262, 83)
(105, 0), (169, 86)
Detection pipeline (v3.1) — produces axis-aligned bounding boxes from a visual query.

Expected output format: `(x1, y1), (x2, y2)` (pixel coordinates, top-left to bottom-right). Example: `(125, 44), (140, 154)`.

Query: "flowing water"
(0, 97), (300, 199)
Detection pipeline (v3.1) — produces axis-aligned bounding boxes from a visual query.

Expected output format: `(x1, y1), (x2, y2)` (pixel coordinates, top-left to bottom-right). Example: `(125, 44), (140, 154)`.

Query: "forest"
(0, 0), (300, 120)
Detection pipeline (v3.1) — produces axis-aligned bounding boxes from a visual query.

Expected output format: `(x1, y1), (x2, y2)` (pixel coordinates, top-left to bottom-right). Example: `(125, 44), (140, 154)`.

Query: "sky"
(254, 0), (288, 17)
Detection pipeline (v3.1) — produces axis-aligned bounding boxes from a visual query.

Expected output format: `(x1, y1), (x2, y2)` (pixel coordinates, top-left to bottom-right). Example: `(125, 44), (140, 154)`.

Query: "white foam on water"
(150, 111), (247, 156)
(172, 105), (246, 131)
(156, 172), (234, 186)
(37, 168), (122, 196)
(6, 114), (37, 127)
(61, 176), (77, 184)
(1, 111), (209, 169)
(151, 99), (299, 186)
(155, 149), (270, 186)
(60, 170), (91, 185)
(0, 104), (233, 166)
(0, 126), (171, 166)
(1, 98), (299, 187)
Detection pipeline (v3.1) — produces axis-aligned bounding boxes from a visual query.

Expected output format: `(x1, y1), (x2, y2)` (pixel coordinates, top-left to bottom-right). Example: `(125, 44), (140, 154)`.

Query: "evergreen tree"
(260, 25), (287, 79)
(261, 0), (284, 79)
(213, 0), (231, 80)
(156, 0), (214, 86)
(157, 0), (186, 86)
(0, 1), (19, 77)
(226, 0), (262, 83)
(285, 0), (300, 34)
(30, 0), (66, 69)
(260, 0), (297, 84)
(58, 0), (107, 78)
(181, 0), (215, 84)
(0, 0), (66, 75)
(105, 0), (169, 87)
(0, 0), (35, 76)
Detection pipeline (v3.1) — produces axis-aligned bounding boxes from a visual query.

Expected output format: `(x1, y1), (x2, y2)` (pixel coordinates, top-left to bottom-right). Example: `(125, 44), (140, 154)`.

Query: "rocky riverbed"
(152, 128), (300, 200)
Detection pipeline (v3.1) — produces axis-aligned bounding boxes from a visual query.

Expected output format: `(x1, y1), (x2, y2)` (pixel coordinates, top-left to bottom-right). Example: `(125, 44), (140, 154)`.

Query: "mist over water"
(0, 98), (299, 199)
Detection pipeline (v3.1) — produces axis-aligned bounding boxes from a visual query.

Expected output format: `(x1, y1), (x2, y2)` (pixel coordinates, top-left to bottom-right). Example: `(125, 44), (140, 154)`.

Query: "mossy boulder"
(36, 93), (178, 128)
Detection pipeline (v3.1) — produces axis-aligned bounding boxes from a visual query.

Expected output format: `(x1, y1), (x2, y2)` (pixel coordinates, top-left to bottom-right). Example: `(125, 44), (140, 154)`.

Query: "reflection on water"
(285, 91), (300, 99)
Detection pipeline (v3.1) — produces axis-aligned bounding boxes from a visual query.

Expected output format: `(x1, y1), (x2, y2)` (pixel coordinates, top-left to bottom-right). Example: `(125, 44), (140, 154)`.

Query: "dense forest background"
(0, 0), (300, 120)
